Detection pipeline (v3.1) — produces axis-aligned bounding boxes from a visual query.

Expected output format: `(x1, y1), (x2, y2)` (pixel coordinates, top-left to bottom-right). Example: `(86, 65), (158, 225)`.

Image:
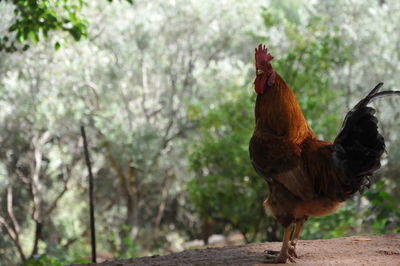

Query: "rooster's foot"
(263, 251), (296, 263)
(264, 245), (298, 259)
(289, 243), (298, 258)
(264, 249), (280, 255)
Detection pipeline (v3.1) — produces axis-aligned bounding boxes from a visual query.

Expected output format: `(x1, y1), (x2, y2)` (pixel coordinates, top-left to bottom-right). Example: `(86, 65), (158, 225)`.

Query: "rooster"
(249, 44), (399, 263)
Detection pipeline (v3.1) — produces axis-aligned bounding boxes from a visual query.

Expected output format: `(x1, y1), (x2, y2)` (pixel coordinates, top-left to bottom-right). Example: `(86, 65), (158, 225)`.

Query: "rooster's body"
(249, 45), (399, 263)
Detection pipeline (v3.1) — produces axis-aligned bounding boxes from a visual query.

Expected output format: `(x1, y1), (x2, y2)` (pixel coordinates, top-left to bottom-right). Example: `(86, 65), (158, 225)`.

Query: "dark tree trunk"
(120, 197), (138, 255)
(30, 221), (42, 257)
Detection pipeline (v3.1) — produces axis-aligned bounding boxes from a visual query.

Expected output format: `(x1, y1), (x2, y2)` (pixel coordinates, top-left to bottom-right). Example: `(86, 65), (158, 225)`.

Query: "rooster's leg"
(289, 218), (306, 258)
(264, 225), (295, 263)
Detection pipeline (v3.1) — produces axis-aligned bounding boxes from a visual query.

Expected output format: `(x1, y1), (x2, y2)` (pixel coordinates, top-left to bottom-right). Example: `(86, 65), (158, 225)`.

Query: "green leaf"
(29, 31), (39, 44)
(54, 41), (61, 50)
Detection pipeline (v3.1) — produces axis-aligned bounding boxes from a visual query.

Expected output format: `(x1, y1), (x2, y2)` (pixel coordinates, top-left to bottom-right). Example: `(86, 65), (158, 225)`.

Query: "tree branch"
(30, 131), (50, 222)
(127, 162), (138, 204)
(42, 157), (78, 219)
(7, 185), (20, 235)
(140, 54), (151, 123)
(0, 220), (27, 263)
(104, 141), (131, 199)
(153, 168), (173, 235)
(63, 227), (90, 249)
(42, 184), (68, 219)
(30, 221), (42, 259)
(1, 188), (26, 262)
(0, 216), (17, 242)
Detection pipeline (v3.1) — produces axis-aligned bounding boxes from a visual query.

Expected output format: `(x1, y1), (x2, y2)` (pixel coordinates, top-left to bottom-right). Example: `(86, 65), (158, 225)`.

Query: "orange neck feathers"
(254, 74), (315, 143)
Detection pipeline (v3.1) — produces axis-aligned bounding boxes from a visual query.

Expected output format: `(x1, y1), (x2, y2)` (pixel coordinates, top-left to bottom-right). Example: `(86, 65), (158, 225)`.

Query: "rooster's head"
(254, 44), (276, 94)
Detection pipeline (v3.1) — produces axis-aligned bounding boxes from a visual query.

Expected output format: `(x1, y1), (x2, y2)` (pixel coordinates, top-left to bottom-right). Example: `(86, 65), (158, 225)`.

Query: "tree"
(0, 0), (88, 52)
(0, 46), (87, 263)
(87, 0), (263, 255)
(0, 0), (135, 52)
(0, 0), (264, 263)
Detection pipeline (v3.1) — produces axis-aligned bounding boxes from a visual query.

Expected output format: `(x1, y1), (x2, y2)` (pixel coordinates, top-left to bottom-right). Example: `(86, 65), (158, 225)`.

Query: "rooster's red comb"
(255, 44), (274, 67)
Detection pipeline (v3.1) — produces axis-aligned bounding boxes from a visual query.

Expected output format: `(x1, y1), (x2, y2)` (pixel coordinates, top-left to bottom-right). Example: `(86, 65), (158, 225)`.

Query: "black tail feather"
(353, 82), (400, 109)
(333, 82), (399, 196)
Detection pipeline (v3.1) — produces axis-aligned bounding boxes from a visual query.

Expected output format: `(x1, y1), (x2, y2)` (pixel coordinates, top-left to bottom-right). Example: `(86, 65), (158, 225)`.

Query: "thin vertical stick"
(81, 126), (97, 263)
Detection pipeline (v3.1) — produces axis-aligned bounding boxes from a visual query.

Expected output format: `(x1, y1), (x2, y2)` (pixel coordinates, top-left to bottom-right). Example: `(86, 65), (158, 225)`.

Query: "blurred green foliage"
(0, 0), (134, 52)
(188, 89), (271, 242)
(1, 0), (88, 51)
(364, 180), (400, 234)
(25, 254), (90, 266)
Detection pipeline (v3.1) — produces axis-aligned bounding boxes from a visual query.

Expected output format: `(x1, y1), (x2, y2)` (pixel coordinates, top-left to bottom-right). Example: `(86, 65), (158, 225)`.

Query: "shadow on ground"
(72, 234), (400, 266)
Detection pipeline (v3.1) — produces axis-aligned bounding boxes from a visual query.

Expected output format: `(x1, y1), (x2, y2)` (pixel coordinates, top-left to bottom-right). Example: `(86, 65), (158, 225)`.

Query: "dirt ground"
(75, 234), (400, 266)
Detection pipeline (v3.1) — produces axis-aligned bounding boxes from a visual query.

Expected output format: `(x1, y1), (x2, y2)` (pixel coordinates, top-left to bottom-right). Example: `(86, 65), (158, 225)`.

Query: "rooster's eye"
(257, 69), (264, 75)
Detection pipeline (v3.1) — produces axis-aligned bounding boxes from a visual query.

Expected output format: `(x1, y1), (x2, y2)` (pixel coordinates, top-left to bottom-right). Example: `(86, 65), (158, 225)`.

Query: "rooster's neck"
(254, 74), (315, 143)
